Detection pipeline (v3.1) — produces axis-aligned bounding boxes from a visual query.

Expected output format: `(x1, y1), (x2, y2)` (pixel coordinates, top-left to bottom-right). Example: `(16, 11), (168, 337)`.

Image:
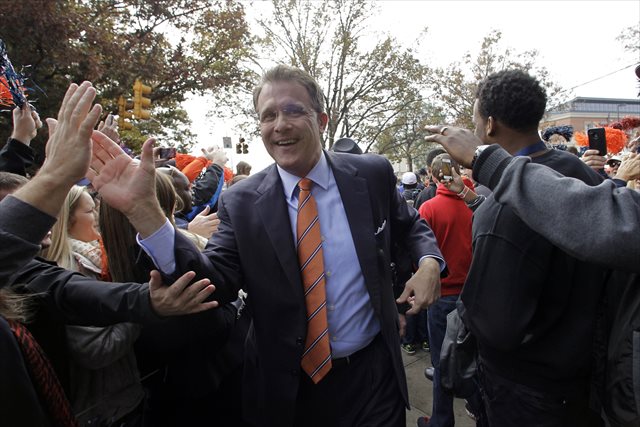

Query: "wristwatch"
(470, 144), (491, 169)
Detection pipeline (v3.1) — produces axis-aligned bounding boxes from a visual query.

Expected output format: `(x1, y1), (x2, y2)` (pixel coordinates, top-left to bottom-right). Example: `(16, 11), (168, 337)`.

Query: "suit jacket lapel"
(328, 153), (383, 314)
(255, 165), (304, 297)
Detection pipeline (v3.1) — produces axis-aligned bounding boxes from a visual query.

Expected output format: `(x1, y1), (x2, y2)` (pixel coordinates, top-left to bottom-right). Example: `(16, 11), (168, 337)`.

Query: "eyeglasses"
(258, 103), (313, 124)
(608, 161), (621, 168)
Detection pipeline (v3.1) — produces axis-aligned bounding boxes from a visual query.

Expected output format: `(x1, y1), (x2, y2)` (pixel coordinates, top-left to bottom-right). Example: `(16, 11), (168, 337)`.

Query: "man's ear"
(318, 112), (329, 133)
(486, 116), (496, 137)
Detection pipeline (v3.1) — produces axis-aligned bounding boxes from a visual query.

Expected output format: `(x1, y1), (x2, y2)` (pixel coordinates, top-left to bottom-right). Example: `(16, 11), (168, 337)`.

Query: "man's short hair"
(236, 161), (252, 175)
(252, 64), (325, 114)
(425, 148), (446, 170)
(476, 69), (547, 132)
(0, 172), (28, 192)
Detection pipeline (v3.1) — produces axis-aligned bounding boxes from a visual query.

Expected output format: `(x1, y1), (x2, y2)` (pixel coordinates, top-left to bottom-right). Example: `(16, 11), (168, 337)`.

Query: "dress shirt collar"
(277, 151), (331, 201)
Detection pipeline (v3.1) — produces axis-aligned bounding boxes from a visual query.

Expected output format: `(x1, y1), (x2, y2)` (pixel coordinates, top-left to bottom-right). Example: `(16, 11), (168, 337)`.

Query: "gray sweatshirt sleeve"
(474, 145), (640, 273)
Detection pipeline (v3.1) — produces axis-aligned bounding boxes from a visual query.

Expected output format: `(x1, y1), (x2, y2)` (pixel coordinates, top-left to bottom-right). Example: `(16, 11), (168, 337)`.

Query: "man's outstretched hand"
(424, 125), (482, 168)
(397, 257), (441, 315)
(88, 135), (166, 237)
(149, 270), (218, 317)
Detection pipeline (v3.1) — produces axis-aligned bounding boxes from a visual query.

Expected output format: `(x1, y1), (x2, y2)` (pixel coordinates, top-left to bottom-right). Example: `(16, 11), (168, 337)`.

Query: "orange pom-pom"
(574, 132), (588, 147)
(224, 166), (234, 182)
(0, 76), (14, 107)
(604, 127), (627, 154)
(572, 128), (626, 154)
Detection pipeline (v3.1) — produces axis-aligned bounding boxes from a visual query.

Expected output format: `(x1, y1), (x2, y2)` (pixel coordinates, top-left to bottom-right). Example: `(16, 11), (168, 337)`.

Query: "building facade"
(541, 97), (640, 133)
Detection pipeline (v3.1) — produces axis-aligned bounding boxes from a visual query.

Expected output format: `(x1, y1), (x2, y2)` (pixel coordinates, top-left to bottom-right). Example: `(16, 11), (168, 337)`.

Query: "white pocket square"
(374, 219), (387, 236)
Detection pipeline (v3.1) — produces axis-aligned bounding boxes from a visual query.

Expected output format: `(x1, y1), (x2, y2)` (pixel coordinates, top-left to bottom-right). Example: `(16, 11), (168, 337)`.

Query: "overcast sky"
(184, 0), (640, 172)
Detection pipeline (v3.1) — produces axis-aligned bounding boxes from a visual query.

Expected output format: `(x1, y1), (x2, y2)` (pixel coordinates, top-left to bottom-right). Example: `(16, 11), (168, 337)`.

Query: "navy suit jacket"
(171, 150), (443, 426)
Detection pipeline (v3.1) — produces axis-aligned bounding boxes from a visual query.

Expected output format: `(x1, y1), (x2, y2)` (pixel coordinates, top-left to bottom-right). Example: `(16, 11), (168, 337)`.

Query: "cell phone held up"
(587, 128), (607, 156)
(441, 158), (453, 182)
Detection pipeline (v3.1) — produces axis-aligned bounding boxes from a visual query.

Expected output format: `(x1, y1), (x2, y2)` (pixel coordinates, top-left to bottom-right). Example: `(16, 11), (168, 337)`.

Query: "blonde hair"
(155, 172), (208, 250)
(43, 186), (88, 270)
(0, 288), (38, 323)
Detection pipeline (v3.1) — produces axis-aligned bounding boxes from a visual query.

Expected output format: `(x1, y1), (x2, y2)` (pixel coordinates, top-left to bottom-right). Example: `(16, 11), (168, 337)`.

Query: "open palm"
(88, 132), (156, 216)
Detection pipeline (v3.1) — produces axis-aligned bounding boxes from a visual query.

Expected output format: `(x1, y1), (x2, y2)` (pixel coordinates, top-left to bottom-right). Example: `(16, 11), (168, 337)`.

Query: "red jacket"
(418, 183), (473, 296)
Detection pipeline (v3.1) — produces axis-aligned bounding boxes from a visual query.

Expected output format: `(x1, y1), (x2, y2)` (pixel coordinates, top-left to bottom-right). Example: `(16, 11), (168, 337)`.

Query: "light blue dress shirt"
(276, 154), (379, 357)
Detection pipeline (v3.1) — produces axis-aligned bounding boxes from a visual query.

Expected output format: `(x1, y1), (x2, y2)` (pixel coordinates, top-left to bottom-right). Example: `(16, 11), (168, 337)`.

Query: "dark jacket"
(0, 196), (164, 426)
(463, 148), (606, 394)
(0, 138), (35, 176)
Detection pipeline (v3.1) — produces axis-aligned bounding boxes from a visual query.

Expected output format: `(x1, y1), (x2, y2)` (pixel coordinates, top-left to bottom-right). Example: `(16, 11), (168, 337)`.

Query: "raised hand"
(615, 152), (640, 181)
(580, 149), (606, 171)
(11, 103), (42, 144)
(97, 113), (121, 144)
(42, 82), (102, 184)
(88, 135), (166, 237)
(438, 164), (465, 194)
(201, 146), (228, 165)
(12, 82), (102, 217)
(187, 205), (220, 239)
(424, 125), (481, 168)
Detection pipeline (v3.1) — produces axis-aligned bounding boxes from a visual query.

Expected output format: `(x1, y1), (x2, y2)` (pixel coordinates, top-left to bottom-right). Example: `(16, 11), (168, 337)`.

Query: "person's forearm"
(126, 203), (169, 238)
(11, 170), (76, 218)
(192, 163), (223, 206)
(475, 146), (640, 273)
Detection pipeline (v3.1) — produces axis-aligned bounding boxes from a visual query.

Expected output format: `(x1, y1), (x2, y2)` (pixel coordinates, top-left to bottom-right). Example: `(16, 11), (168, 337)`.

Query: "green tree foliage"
(0, 0), (253, 158)
(375, 98), (447, 171)
(255, 0), (428, 152)
(426, 30), (563, 130)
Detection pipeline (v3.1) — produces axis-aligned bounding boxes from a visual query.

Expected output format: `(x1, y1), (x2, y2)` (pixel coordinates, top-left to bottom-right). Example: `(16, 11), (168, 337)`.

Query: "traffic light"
(236, 143), (242, 154)
(133, 79), (152, 120)
(117, 95), (134, 130)
(242, 143), (248, 154)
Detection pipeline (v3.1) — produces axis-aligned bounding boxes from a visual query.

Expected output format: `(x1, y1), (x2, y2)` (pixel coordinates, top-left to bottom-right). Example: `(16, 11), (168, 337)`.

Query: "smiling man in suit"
(89, 64), (444, 427)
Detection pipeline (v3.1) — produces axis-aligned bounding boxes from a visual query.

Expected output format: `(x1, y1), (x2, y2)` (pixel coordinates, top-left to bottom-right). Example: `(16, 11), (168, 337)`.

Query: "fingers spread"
(169, 270), (197, 296)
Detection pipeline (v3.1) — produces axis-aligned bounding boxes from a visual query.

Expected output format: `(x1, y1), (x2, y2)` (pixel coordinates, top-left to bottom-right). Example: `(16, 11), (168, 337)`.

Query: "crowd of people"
(0, 63), (639, 427)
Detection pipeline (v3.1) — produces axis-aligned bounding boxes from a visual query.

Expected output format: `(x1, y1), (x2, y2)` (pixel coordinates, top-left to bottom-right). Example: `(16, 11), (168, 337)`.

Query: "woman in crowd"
(43, 185), (144, 427)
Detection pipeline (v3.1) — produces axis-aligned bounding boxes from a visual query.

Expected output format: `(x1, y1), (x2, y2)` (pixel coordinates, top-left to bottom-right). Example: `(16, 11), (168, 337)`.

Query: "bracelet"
(457, 186), (469, 199)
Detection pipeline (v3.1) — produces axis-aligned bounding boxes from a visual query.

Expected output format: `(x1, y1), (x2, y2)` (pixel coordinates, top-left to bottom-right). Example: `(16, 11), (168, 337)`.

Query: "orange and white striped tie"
(297, 177), (332, 383)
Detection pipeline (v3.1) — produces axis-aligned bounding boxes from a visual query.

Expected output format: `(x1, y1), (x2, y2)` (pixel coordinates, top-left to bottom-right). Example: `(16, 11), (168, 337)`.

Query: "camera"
(441, 158), (453, 182)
